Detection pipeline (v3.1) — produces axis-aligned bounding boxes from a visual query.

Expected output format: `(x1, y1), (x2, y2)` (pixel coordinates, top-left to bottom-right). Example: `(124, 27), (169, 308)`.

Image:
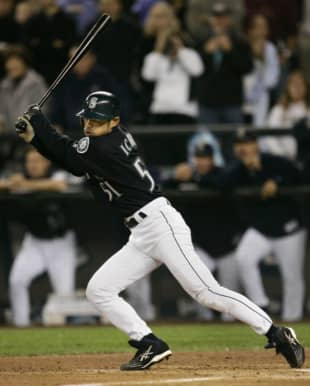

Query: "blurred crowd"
(0, 0), (309, 171)
(1, 0), (310, 325)
(0, 0), (306, 129)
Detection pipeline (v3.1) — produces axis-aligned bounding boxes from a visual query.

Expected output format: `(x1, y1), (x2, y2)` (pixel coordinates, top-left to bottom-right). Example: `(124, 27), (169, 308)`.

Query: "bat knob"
(15, 120), (27, 134)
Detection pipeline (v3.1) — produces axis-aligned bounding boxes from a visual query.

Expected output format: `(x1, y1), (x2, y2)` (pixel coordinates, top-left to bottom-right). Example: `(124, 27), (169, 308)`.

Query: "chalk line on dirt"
(62, 377), (224, 386)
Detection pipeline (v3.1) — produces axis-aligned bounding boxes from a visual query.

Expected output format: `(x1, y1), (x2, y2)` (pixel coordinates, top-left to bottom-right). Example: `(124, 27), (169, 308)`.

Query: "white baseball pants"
(86, 198), (272, 341)
(9, 231), (76, 326)
(236, 228), (306, 321)
(195, 247), (240, 320)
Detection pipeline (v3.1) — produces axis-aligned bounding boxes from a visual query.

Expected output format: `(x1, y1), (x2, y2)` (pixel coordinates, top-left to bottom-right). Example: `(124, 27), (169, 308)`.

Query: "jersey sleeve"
(30, 111), (107, 177)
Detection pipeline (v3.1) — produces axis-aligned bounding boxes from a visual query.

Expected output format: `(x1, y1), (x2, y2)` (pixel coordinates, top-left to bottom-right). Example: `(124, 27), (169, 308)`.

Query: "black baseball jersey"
(18, 199), (67, 239)
(30, 112), (162, 217)
(10, 171), (68, 239)
(221, 153), (303, 237)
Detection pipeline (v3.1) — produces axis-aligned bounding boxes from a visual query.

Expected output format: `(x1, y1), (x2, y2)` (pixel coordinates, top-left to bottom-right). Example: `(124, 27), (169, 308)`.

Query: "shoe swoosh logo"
(284, 331), (297, 345)
(139, 345), (154, 362)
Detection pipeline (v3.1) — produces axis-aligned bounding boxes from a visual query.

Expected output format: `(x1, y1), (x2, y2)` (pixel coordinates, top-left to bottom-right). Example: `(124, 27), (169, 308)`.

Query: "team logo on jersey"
(88, 96), (98, 109)
(76, 137), (90, 154)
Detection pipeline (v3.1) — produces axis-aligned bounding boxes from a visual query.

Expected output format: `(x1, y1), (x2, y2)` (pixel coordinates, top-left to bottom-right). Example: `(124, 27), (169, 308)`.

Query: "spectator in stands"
(186, 0), (245, 44)
(23, 0), (76, 83)
(162, 143), (240, 320)
(197, 2), (253, 125)
(243, 14), (280, 127)
(2, 147), (77, 326)
(135, 1), (180, 122)
(0, 0), (18, 45)
(0, 46), (47, 132)
(187, 128), (225, 167)
(131, 0), (161, 25)
(276, 35), (301, 100)
(226, 130), (306, 322)
(50, 45), (115, 132)
(93, 0), (141, 122)
(132, 0), (186, 28)
(141, 30), (204, 124)
(260, 71), (310, 160)
(57, 0), (99, 36)
(14, 1), (36, 44)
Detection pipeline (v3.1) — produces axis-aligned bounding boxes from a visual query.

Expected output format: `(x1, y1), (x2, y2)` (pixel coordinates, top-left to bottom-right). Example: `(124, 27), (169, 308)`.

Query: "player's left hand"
(15, 104), (41, 142)
(15, 116), (35, 143)
(261, 179), (278, 199)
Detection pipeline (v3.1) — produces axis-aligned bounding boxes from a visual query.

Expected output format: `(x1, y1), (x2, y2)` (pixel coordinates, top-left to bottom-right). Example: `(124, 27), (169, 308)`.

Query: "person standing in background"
(260, 71), (310, 160)
(50, 45), (115, 132)
(3, 147), (77, 327)
(226, 132), (306, 322)
(0, 0), (18, 45)
(94, 0), (141, 123)
(134, 1), (180, 123)
(186, 0), (245, 44)
(23, 0), (76, 84)
(243, 14), (280, 127)
(0, 46), (47, 132)
(197, 2), (253, 125)
(141, 30), (204, 124)
(57, 0), (99, 36)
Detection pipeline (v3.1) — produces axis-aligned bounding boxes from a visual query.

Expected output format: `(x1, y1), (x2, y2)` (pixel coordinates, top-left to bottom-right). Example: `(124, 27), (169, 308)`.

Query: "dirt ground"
(0, 350), (310, 386)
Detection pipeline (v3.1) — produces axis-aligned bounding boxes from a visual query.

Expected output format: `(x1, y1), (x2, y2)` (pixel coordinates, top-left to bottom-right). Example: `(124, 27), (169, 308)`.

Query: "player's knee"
(196, 286), (223, 311)
(86, 277), (114, 305)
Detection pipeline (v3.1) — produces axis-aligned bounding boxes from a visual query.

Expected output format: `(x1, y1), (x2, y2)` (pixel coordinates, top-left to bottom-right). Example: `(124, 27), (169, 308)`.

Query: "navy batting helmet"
(77, 91), (120, 121)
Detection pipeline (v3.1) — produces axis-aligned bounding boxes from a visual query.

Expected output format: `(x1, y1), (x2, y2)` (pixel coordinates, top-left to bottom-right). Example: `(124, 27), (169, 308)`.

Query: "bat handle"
(15, 120), (27, 134)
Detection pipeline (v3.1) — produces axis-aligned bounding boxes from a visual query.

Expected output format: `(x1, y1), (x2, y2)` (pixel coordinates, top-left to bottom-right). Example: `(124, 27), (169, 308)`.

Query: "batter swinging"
(15, 91), (305, 371)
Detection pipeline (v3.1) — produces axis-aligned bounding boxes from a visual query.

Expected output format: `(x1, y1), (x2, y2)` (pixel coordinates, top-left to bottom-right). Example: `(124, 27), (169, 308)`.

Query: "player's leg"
(126, 275), (156, 321)
(235, 228), (272, 309)
(217, 252), (240, 321)
(86, 242), (161, 340)
(45, 231), (76, 295)
(9, 234), (46, 326)
(152, 205), (305, 367)
(193, 246), (216, 320)
(86, 243), (171, 370)
(273, 230), (307, 321)
(151, 206), (272, 334)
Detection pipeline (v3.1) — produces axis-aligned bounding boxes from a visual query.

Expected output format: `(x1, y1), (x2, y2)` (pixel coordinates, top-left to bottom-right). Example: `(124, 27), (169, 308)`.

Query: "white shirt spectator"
(142, 48), (204, 117)
(259, 102), (310, 160)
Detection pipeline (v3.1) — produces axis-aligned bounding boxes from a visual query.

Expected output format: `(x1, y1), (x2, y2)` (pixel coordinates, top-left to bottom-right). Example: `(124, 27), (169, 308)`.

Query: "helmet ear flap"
(79, 117), (84, 128)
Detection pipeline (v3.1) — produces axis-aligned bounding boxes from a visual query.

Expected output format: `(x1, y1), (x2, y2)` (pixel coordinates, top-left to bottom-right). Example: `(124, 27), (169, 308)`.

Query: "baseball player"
(5, 147), (77, 326)
(227, 131), (307, 322)
(15, 91), (305, 370)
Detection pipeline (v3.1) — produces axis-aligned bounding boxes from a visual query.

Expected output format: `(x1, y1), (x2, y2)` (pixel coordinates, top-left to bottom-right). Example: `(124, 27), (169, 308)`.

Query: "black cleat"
(120, 334), (172, 371)
(265, 326), (305, 368)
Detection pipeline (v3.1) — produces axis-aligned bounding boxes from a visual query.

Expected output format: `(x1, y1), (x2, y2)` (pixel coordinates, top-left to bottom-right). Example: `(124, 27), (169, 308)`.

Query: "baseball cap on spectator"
(233, 128), (257, 144)
(211, 2), (232, 16)
(194, 143), (214, 158)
